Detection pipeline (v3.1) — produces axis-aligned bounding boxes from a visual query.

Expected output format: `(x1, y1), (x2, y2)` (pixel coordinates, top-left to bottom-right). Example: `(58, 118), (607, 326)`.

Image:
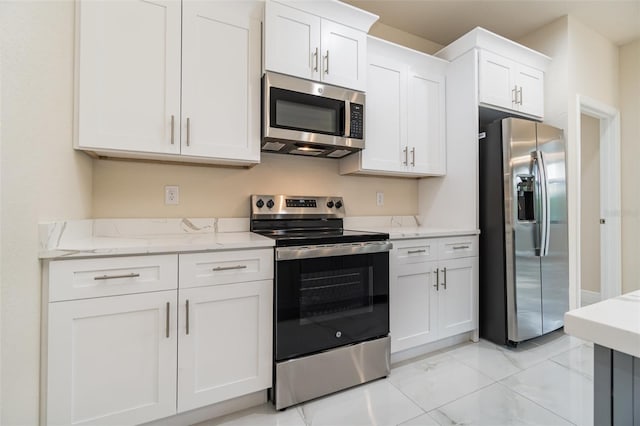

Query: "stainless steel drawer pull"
(94, 273), (140, 281)
(407, 249), (427, 254)
(452, 245), (470, 250)
(165, 302), (170, 339)
(185, 299), (190, 335)
(324, 50), (329, 74)
(313, 47), (319, 72)
(442, 267), (447, 289)
(186, 117), (191, 146)
(434, 269), (439, 291)
(212, 265), (248, 272)
(403, 147), (408, 165)
(411, 147), (416, 166)
(170, 115), (175, 145)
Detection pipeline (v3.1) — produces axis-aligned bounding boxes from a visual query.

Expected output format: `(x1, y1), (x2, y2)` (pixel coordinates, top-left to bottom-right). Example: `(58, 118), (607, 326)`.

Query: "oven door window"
(275, 252), (389, 361)
(270, 87), (344, 136)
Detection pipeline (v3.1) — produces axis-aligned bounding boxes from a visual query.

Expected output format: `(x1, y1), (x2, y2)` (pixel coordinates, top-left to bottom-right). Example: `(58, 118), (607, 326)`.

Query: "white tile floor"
(201, 330), (593, 426)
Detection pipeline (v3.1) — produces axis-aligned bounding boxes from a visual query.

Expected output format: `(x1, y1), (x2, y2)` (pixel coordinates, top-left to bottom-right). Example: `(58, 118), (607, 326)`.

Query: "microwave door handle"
(343, 100), (351, 137)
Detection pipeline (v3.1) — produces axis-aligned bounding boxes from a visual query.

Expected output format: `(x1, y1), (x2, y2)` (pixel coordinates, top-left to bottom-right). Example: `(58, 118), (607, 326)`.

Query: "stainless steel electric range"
(250, 195), (391, 410)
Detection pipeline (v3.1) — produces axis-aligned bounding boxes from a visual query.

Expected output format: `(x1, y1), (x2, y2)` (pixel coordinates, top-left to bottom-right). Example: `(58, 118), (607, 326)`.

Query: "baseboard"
(581, 289), (601, 306)
(390, 331), (474, 365)
(141, 390), (267, 426)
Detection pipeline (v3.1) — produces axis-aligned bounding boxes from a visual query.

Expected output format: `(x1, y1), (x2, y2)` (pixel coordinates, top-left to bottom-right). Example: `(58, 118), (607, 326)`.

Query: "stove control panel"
(251, 195), (345, 219)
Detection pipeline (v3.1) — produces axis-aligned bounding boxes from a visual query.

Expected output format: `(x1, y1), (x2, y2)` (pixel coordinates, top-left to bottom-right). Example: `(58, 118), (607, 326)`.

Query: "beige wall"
(580, 114), (601, 294)
(619, 39), (640, 293)
(369, 22), (443, 55)
(0, 2), (94, 424)
(93, 154), (418, 218)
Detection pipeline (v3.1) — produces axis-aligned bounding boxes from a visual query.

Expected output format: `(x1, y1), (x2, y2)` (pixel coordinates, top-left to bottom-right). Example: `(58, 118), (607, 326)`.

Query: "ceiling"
(342, 0), (640, 47)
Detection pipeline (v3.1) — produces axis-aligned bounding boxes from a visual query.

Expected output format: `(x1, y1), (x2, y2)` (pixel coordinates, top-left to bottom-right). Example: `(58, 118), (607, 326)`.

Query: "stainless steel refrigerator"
(479, 117), (569, 346)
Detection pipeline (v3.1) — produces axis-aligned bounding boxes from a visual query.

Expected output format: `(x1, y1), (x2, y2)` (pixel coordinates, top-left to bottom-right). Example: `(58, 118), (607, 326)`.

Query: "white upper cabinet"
(340, 37), (447, 177)
(75, 0), (262, 165)
(181, 2), (261, 162)
(264, 0), (376, 91)
(478, 50), (544, 118)
(437, 28), (549, 120)
(75, 0), (181, 155)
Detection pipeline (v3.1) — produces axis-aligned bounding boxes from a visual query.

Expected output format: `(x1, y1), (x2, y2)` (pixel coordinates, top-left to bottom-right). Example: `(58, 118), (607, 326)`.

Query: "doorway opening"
(576, 95), (621, 307)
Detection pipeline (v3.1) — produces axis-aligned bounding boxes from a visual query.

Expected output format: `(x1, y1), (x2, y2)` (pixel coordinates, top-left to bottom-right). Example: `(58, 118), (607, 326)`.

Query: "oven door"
(275, 242), (391, 361)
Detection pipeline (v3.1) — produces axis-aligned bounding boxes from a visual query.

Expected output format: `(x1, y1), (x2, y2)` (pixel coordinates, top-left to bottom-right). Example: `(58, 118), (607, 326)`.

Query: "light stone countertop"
(39, 216), (479, 259)
(564, 290), (640, 358)
(39, 218), (273, 259)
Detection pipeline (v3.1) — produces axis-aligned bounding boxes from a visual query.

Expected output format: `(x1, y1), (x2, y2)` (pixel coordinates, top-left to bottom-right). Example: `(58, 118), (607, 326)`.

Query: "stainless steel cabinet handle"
(313, 47), (319, 72)
(185, 299), (190, 335)
(170, 115), (175, 145)
(434, 269), (439, 291)
(452, 245), (470, 250)
(212, 265), (248, 272)
(165, 302), (170, 338)
(324, 51), (329, 74)
(512, 86), (517, 104)
(94, 273), (140, 281)
(411, 147), (416, 166)
(519, 87), (523, 105)
(407, 249), (426, 254)
(442, 267), (447, 289)
(186, 117), (191, 146)
(403, 147), (408, 165)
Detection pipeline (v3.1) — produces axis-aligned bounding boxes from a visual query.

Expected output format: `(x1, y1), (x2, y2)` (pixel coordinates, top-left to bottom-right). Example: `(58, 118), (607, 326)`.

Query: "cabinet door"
(390, 260), (439, 353)
(478, 50), (515, 111)
(264, 1), (321, 81)
(320, 20), (367, 91)
(47, 291), (178, 425)
(437, 257), (478, 338)
(516, 63), (544, 118)
(177, 280), (272, 412)
(76, 0), (181, 154)
(361, 54), (407, 173)
(181, 1), (261, 162)
(407, 68), (446, 175)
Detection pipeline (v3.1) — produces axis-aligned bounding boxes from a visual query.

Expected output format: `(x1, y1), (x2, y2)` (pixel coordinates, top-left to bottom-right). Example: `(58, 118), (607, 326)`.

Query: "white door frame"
(575, 95), (622, 306)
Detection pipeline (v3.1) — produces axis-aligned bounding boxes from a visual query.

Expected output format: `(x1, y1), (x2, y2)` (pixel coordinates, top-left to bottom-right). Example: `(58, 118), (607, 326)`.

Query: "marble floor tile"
(198, 403), (306, 426)
(500, 360), (593, 426)
(398, 413), (441, 426)
(499, 332), (584, 370)
(447, 339), (523, 380)
(428, 383), (574, 426)
(298, 378), (425, 426)
(551, 343), (594, 379)
(388, 353), (494, 412)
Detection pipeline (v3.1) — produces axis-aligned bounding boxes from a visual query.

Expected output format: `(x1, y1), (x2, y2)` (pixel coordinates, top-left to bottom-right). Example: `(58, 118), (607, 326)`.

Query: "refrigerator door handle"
(535, 150), (550, 256)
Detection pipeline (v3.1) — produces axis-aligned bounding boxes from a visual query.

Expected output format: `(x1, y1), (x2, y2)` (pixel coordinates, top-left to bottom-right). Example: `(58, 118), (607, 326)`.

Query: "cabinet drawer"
(438, 236), (478, 260)
(393, 239), (438, 264)
(48, 255), (178, 302)
(179, 249), (273, 288)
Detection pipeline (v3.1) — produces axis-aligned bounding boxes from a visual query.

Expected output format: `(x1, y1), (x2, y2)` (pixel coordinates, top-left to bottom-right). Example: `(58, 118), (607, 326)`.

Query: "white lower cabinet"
(44, 250), (273, 425)
(390, 236), (478, 354)
(177, 280), (272, 412)
(46, 291), (178, 426)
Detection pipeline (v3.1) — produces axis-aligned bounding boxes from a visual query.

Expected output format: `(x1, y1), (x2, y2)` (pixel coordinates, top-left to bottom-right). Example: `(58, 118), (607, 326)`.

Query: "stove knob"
(335, 200), (343, 209)
(266, 199), (275, 209)
(256, 199), (264, 208)
(326, 201), (334, 208)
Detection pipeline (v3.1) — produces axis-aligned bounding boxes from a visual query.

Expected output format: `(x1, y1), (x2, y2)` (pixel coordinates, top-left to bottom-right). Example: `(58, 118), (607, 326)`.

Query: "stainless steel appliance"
(479, 117), (569, 346)
(262, 72), (365, 158)
(250, 195), (390, 410)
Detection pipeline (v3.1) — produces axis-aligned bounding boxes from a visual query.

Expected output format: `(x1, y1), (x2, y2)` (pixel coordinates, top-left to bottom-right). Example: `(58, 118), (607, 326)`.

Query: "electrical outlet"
(165, 186), (179, 205)
(376, 192), (384, 206)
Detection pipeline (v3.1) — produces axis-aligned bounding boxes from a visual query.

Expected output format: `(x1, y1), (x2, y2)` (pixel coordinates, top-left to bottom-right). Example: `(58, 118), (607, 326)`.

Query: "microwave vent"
(327, 150), (351, 158)
(263, 141), (286, 152)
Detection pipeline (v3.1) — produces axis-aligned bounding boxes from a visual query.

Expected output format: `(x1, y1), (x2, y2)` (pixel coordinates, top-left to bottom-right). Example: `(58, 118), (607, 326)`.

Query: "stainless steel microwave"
(262, 72), (365, 159)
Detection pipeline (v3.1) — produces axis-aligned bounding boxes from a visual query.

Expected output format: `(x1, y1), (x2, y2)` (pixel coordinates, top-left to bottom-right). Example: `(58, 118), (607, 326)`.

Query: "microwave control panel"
(350, 103), (364, 139)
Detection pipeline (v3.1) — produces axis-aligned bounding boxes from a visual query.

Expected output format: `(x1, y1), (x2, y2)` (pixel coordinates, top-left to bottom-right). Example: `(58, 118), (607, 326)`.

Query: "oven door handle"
(276, 241), (392, 261)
